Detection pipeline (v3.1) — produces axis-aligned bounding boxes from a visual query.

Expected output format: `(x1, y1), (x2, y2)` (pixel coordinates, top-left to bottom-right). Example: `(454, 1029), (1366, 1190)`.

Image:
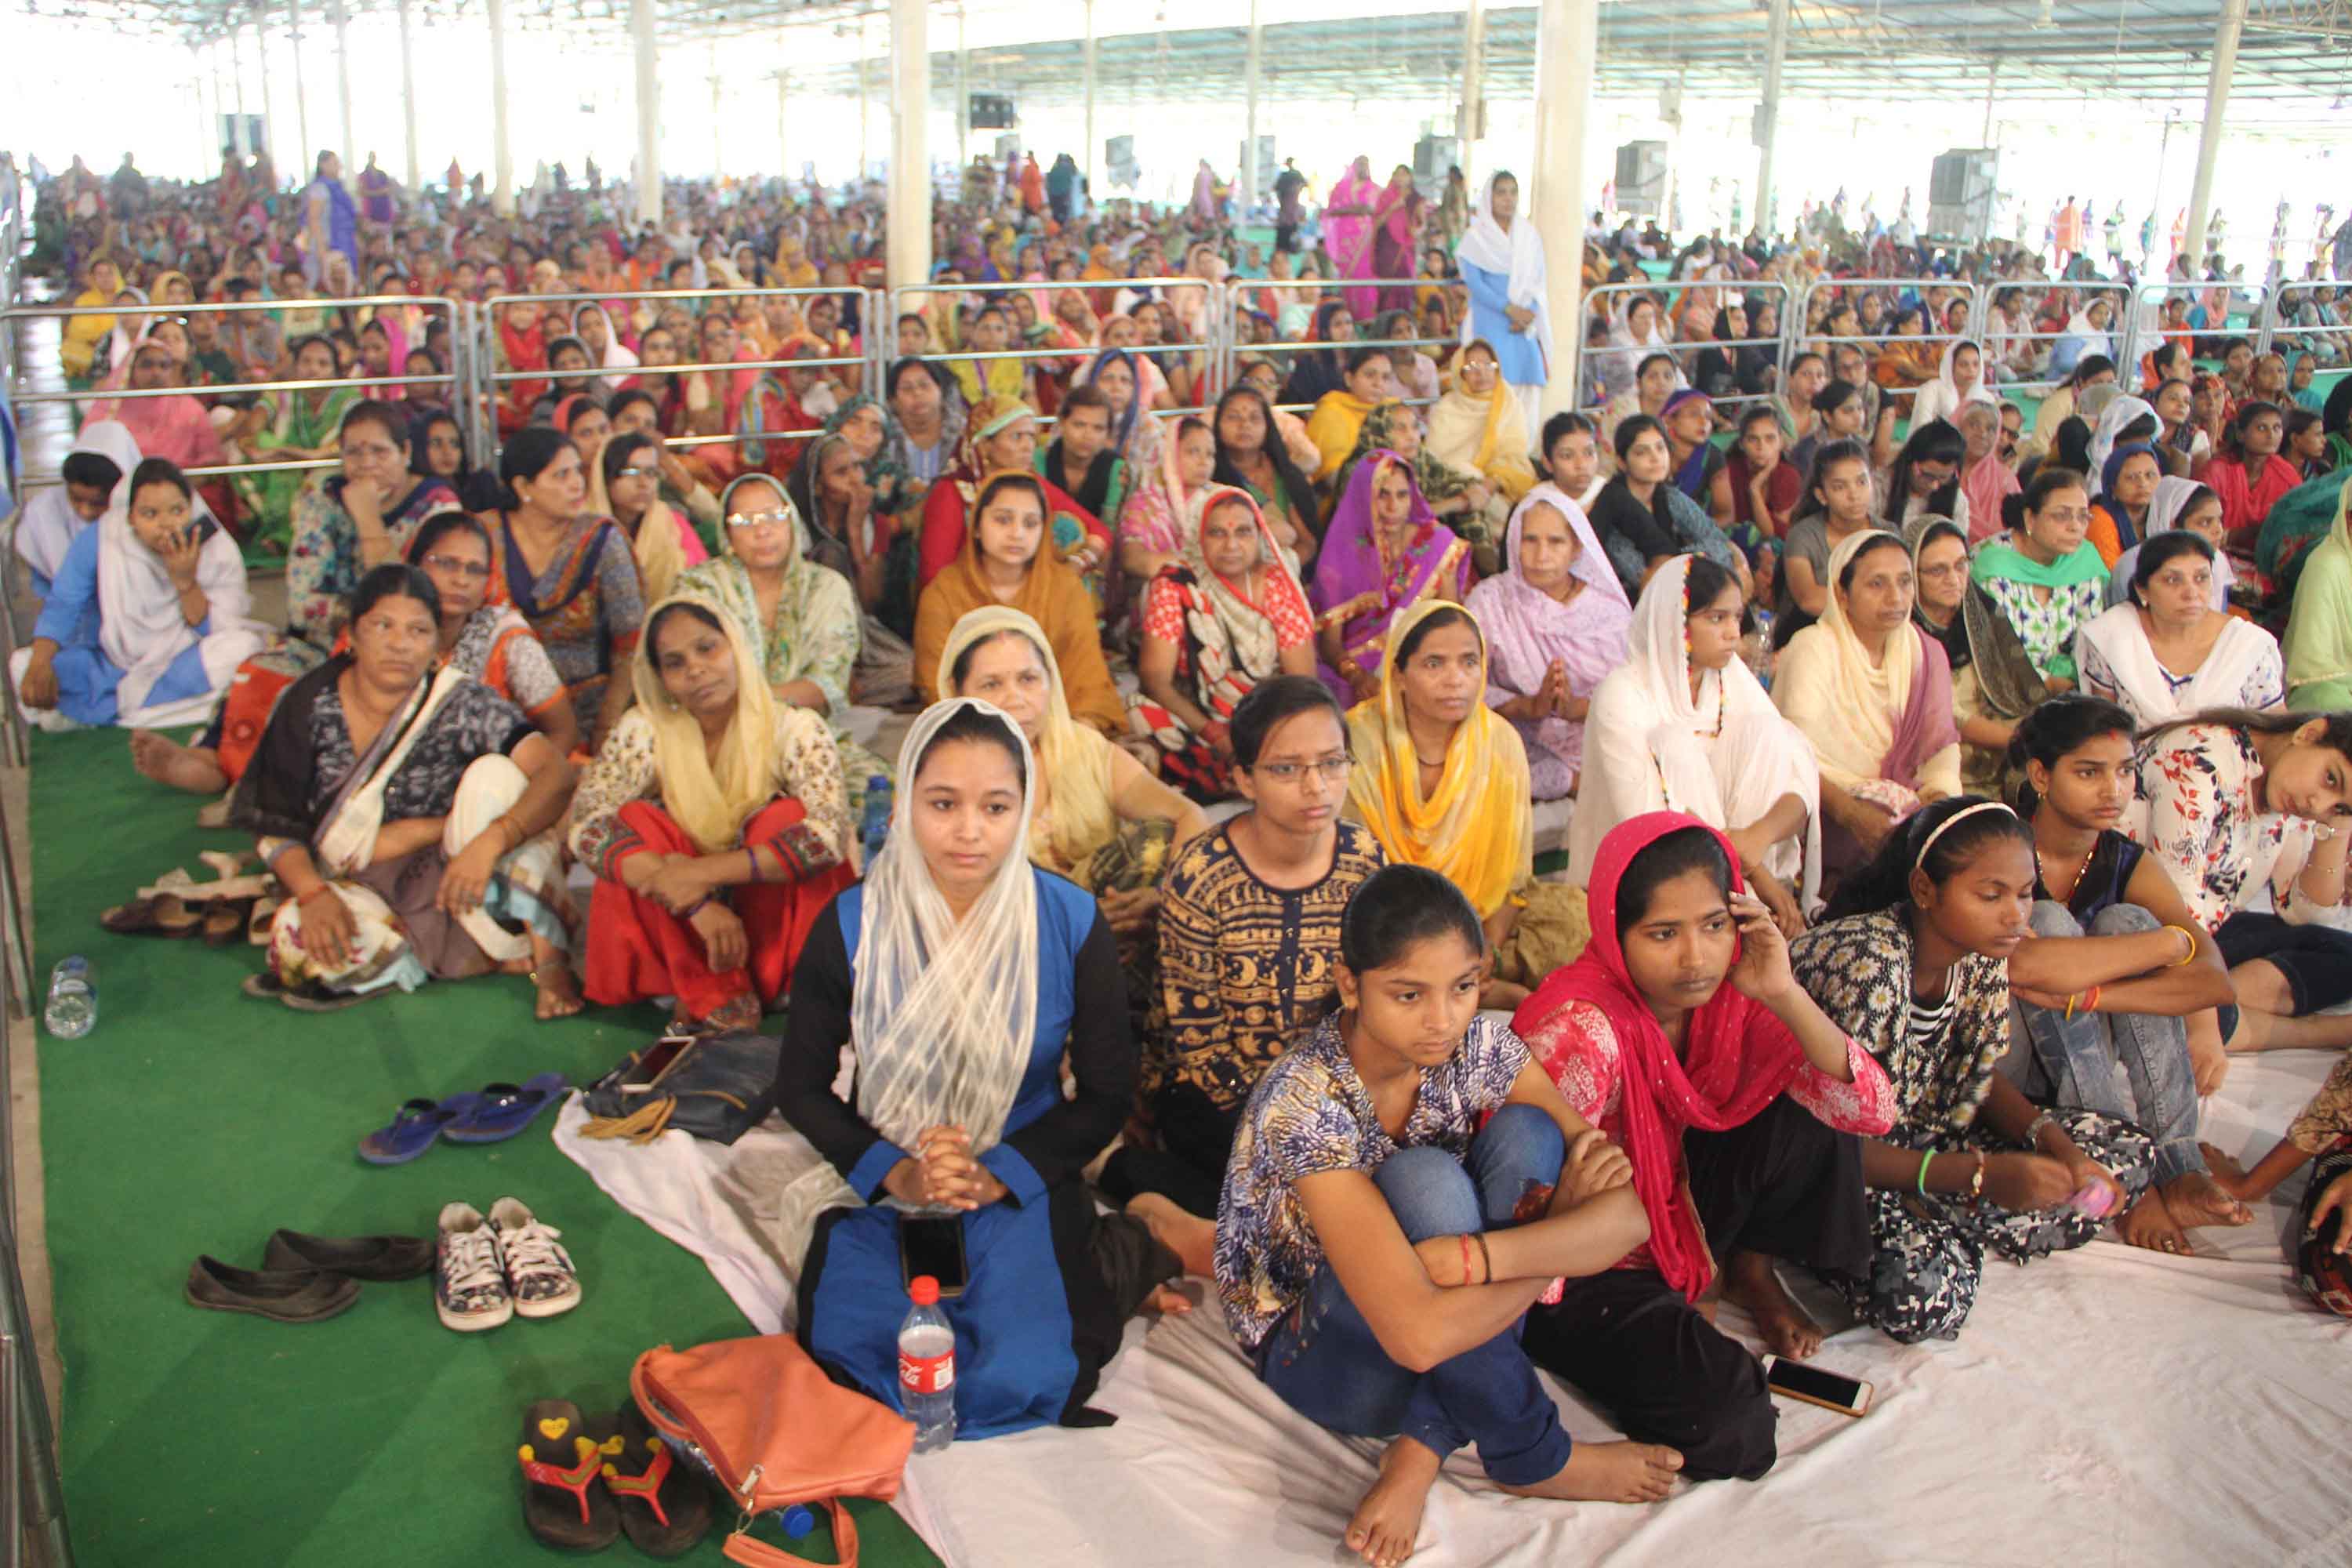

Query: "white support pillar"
(1753, 0), (1788, 240)
(256, 3), (281, 164)
(709, 43), (724, 183)
(955, 5), (970, 171)
(1458, 0), (1485, 183)
(487, 0), (514, 215)
(631, 0), (661, 226)
(2183, 0), (2244, 267)
(397, 0), (420, 192)
(887, 0), (931, 290)
(289, 0), (311, 169)
(777, 64), (790, 189)
(1242, 0), (1261, 212)
(1980, 59), (1998, 147)
(1533, 0), (1597, 416)
(230, 23), (250, 158)
(193, 49), (213, 176)
(332, 0), (354, 175)
(858, 16), (872, 186)
(1082, 0), (1097, 192)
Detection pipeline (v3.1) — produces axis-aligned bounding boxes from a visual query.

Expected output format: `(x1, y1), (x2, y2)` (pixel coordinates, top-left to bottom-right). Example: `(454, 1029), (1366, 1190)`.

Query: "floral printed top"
(443, 605), (567, 724)
(286, 475), (459, 645)
(1519, 998), (1895, 1274)
(1216, 1012), (1528, 1351)
(568, 703), (851, 880)
(485, 514), (646, 743)
(2132, 723), (2350, 936)
(1970, 542), (2107, 681)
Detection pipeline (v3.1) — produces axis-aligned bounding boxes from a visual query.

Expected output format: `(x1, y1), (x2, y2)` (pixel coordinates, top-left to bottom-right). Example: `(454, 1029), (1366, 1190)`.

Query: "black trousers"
(1097, 1083), (1242, 1220)
(1519, 1096), (1867, 1482)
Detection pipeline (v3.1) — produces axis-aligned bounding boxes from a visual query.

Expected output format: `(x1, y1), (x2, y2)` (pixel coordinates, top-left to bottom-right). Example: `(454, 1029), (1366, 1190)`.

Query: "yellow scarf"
(1307, 389), (1381, 481)
(1344, 600), (1532, 917)
(630, 593), (782, 855)
(935, 604), (1117, 877)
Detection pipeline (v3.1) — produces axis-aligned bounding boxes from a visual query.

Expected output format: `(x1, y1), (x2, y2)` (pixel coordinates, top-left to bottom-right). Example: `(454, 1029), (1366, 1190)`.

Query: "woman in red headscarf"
(1509, 811), (1894, 1483)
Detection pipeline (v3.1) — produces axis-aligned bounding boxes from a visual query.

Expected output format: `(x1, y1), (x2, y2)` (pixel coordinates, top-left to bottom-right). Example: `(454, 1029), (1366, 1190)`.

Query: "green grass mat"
(28, 728), (941, 1567)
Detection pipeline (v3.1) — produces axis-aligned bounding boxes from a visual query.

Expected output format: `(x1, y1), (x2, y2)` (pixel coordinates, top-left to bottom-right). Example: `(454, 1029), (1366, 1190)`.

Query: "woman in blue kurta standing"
(775, 699), (1189, 1438)
(1453, 172), (1552, 452)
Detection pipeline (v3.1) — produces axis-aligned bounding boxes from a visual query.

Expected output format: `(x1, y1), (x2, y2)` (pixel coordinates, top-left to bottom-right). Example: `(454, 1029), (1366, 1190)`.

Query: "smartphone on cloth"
(899, 1216), (969, 1298)
(1761, 1355), (1872, 1417)
(619, 1035), (694, 1094)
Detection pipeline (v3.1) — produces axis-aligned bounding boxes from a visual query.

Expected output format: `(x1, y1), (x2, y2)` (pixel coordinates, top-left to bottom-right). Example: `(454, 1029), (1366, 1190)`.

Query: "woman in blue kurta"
(1453, 172), (1552, 452)
(775, 699), (1187, 1438)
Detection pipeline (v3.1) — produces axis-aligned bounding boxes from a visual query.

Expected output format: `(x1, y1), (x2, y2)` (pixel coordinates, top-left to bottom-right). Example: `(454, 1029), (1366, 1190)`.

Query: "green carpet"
(28, 728), (942, 1567)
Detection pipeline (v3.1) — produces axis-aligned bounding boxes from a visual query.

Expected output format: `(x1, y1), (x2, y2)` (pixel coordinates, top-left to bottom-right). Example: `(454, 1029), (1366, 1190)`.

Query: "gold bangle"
(2162, 924), (2199, 967)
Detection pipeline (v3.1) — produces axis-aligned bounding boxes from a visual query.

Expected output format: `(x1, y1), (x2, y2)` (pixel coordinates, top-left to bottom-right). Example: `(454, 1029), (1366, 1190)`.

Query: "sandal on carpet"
(357, 1092), (486, 1166)
(517, 1400), (620, 1552)
(443, 1073), (571, 1145)
(262, 1228), (434, 1281)
(202, 898), (257, 947)
(587, 1401), (710, 1559)
(281, 978), (388, 1013)
(241, 971), (289, 1001)
(100, 894), (202, 938)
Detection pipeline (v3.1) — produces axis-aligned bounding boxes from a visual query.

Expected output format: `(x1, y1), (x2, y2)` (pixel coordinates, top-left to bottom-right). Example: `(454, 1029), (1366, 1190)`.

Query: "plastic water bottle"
(897, 1276), (956, 1451)
(44, 956), (95, 1040)
(859, 775), (893, 869)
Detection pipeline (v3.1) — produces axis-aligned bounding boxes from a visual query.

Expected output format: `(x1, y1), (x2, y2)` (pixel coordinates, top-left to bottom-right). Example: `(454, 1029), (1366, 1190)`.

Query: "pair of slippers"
(358, 1074), (568, 1164)
(519, 1399), (710, 1557)
(103, 852), (274, 946)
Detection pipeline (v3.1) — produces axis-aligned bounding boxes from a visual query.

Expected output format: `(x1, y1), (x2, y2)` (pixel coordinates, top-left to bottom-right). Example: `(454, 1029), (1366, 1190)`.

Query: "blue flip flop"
(443, 1073), (571, 1145)
(357, 1092), (485, 1166)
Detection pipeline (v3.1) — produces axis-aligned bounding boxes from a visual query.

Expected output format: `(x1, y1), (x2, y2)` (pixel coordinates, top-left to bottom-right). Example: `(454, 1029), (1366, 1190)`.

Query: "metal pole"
(230, 22), (251, 159)
(858, 16), (870, 185)
(777, 64), (789, 190)
(487, 0), (514, 216)
(1458, 0), (1485, 183)
(1980, 59), (1998, 147)
(710, 42), (724, 182)
(2182, 0), (2244, 267)
(1243, 0), (1261, 213)
(196, 47), (216, 176)
(332, 0), (354, 176)
(255, 2), (281, 162)
(632, 0), (661, 226)
(398, 0), (421, 192)
(289, 0), (311, 168)
(956, 4), (970, 171)
(887, 0), (931, 289)
(1083, 0), (1097, 194)
(1534, 0), (1597, 416)
(1754, 0), (1788, 239)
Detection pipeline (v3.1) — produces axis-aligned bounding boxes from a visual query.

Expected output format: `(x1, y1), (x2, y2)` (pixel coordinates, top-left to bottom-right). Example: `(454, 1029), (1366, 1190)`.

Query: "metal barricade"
(1577, 278), (1795, 419)
(477, 286), (882, 464)
(1, 292), (467, 496)
(1783, 276), (1987, 413)
(2116, 279), (2273, 390)
(891, 277), (1223, 427)
(1218, 278), (1460, 421)
(2256, 281), (2350, 371)
(1972, 281), (2134, 399)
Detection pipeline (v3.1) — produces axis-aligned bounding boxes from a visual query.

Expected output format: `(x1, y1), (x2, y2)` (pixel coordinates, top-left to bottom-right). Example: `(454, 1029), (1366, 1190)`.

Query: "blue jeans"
(2011, 901), (2201, 1185)
(1255, 1105), (1572, 1486)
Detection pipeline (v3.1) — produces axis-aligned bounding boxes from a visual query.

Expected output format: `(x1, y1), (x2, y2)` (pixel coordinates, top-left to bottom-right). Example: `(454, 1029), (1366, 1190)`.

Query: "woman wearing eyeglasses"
(406, 510), (579, 757)
(285, 399), (459, 645)
(1969, 467), (2109, 700)
(601, 431), (708, 604)
(1096, 676), (1382, 1236)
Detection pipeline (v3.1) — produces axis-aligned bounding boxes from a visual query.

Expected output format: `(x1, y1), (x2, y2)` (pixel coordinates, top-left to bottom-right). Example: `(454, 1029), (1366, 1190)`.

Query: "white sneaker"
(435, 1201), (512, 1332)
(488, 1197), (581, 1320)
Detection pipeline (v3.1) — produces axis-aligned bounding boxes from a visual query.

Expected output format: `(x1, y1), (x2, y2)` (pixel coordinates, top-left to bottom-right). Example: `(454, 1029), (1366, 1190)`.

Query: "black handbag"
(578, 1029), (781, 1146)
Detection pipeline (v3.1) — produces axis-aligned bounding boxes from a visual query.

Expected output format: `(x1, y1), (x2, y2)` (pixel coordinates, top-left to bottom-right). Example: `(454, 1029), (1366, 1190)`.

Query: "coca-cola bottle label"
(899, 1348), (954, 1395)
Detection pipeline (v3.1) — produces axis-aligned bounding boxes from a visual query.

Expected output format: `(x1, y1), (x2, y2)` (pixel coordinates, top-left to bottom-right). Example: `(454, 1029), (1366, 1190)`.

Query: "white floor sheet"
(556, 1041), (2352, 1568)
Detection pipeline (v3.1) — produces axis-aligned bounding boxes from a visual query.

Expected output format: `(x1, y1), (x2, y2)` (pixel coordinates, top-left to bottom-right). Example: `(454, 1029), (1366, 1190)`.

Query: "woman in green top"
(231, 332), (358, 553)
(1968, 467), (2107, 696)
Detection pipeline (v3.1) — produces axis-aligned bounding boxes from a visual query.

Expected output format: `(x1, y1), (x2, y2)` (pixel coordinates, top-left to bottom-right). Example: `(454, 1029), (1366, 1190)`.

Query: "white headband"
(1913, 800), (2018, 873)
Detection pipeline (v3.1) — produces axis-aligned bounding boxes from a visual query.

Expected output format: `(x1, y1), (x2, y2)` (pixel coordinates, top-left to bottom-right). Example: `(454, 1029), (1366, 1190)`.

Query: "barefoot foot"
(533, 965), (585, 1021)
(2198, 1143), (2255, 1200)
(1723, 1250), (1824, 1359)
(1126, 1191), (1217, 1278)
(2162, 1171), (2254, 1229)
(2114, 1189), (2189, 1254)
(1503, 1440), (1683, 1504)
(129, 730), (230, 795)
(1344, 1438), (1441, 1568)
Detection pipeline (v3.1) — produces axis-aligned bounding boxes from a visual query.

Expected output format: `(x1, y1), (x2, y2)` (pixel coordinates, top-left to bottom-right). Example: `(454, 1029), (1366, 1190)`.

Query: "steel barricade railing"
(2256, 281), (2351, 368)
(477, 286), (880, 461)
(1577, 278), (1799, 418)
(1967, 281), (2135, 399)
(1222, 278), (1460, 419)
(1783, 278), (1987, 416)
(1, 293), (466, 497)
(2116, 280), (2273, 391)
(892, 277), (1225, 426)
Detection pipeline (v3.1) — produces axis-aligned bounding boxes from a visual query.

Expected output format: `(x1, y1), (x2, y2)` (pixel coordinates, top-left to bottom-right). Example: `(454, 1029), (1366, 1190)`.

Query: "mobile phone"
(1762, 1355), (1872, 1417)
(899, 1216), (969, 1298)
(619, 1035), (693, 1094)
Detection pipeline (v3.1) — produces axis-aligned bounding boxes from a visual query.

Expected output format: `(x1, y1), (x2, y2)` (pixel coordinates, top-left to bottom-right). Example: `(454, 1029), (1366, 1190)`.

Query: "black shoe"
(263, 1229), (434, 1283)
(184, 1256), (360, 1323)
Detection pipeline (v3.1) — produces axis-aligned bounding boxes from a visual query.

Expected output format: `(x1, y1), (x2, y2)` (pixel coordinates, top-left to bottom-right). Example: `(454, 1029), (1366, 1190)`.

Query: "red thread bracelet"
(1458, 1233), (1472, 1287)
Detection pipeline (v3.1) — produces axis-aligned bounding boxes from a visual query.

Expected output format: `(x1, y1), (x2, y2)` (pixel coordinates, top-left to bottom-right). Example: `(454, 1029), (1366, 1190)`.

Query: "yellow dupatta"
(1344, 599), (1533, 918)
(1427, 341), (1537, 503)
(631, 593), (782, 855)
(934, 604), (1118, 877)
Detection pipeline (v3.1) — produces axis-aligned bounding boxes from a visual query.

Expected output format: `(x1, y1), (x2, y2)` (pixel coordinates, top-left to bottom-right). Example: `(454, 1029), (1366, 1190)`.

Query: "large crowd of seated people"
(15, 146), (2352, 1567)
